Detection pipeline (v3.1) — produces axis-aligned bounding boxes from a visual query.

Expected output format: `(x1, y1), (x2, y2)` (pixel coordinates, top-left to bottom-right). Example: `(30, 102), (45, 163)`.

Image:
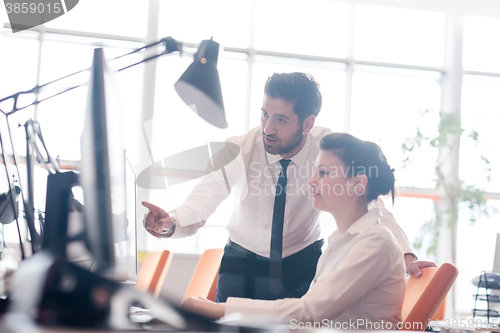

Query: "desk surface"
(3, 317), (500, 333)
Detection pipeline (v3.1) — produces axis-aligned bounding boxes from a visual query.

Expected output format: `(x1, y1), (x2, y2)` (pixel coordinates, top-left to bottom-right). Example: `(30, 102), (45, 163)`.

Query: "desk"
(0, 326), (454, 333)
(1, 326), (153, 333)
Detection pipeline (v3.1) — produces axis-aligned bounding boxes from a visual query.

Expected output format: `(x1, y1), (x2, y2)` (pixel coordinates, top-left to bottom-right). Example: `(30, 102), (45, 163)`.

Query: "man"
(143, 72), (434, 302)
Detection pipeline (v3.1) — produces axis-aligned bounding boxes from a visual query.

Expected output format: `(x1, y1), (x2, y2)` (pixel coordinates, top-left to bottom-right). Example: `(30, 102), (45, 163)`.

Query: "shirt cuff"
(404, 252), (418, 261)
(169, 207), (198, 228)
(225, 297), (276, 318)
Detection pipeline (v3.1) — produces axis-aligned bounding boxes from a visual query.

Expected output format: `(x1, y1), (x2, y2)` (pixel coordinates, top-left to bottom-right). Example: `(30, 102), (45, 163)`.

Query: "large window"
(350, 67), (441, 188)
(250, 56), (346, 132)
(44, 0), (149, 38)
(455, 15), (500, 315)
(353, 5), (445, 67)
(460, 75), (500, 192)
(2, 0), (500, 316)
(254, 0), (350, 57)
(463, 16), (500, 73)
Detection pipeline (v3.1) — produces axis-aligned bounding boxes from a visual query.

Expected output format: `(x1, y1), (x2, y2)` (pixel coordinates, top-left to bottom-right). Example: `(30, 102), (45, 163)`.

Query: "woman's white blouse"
(224, 209), (406, 329)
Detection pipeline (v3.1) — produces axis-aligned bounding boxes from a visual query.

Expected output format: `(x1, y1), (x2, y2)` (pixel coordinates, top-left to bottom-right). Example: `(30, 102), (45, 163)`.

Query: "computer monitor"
(79, 47), (128, 276)
(122, 156), (138, 281)
(493, 233), (500, 272)
(65, 156), (137, 281)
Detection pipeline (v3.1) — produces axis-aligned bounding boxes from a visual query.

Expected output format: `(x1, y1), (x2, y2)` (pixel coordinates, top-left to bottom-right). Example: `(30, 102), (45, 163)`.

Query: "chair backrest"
(402, 263), (458, 331)
(431, 296), (447, 321)
(183, 248), (224, 302)
(135, 250), (174, 298)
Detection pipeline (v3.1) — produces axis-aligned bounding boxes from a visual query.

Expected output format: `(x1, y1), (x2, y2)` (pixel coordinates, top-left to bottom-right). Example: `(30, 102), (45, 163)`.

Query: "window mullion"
(344, 2), (356, 132)
(34, 25), (45, 120)
(437, 13), (465, 319)
(244, 0), (257, 133)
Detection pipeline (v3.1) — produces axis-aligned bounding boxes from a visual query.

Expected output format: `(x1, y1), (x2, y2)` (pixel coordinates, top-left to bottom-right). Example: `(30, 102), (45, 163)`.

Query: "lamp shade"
(0, 185), (21, 224)
(174, 39), (227, 129)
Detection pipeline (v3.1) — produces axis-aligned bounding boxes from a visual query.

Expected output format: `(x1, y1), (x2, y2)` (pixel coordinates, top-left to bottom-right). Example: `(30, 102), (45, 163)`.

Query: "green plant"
(401, 110), (496, 262)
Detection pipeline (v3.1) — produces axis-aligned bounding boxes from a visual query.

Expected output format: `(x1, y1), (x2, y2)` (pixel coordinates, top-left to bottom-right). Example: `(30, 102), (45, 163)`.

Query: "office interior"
(0, 0), (500, 328)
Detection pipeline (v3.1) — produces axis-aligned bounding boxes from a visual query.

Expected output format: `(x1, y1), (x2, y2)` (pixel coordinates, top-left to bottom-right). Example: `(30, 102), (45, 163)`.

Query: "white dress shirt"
(168, 126), (413, 258)
(225, 209), (406, 329)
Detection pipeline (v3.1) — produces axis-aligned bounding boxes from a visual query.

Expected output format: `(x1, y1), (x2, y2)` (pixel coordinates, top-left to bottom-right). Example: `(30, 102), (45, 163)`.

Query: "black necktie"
(269, 159), (291, 295)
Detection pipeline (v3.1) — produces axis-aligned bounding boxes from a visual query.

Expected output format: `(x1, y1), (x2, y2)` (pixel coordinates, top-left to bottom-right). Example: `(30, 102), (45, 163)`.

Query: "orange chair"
(431, 297), (447, 321)
(135, 250), (174, 298)
(183, 248), (224, 302)
(402, 263), (458, 331)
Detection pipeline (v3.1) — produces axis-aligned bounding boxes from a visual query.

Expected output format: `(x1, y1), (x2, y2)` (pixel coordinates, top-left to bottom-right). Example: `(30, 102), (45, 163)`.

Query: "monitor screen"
(118, 156), (138, 281)
(493, 233), (500, 272)
(80, 48), (128, 276)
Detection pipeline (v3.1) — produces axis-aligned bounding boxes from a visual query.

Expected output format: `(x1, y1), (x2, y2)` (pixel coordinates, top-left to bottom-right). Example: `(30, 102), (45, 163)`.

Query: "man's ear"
(302, 115), (315, 134)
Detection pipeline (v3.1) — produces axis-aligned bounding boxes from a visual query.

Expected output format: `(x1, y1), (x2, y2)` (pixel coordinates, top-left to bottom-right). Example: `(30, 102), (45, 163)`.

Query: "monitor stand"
(2, 171), (216, 331)
(3, 250), (192, 330)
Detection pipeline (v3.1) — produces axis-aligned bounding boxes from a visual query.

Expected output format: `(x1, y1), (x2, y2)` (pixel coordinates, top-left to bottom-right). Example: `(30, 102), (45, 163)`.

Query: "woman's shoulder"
(359, 221), (404, 255)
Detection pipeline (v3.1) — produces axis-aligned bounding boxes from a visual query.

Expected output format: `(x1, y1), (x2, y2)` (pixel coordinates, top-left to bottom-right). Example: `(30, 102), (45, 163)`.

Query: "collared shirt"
(168, 126), (413, 259)
(225, 209), (406, 328)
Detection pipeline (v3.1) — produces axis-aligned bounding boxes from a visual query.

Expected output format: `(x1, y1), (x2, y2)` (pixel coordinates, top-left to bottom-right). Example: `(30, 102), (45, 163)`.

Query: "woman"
(181, 133), (406, 329)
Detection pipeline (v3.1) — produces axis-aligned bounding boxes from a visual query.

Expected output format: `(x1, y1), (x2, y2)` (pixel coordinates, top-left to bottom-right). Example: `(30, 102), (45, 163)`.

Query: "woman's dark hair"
(320, 133), (396, 204)
(264, 72), (322, 122)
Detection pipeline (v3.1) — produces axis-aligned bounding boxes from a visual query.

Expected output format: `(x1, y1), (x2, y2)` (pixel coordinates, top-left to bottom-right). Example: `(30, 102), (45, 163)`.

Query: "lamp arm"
(118, 51), (177, 72)
(0, 37), (183, 116)
(114, 36), (182, 60)
(25, 120), (61, 174)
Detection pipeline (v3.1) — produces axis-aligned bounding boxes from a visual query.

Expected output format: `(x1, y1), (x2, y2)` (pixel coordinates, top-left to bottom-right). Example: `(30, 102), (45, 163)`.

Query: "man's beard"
(263, 124), (304, 155)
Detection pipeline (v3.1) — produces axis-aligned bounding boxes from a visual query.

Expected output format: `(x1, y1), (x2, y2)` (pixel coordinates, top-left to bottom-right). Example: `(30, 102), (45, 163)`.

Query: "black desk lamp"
(0, 37), (228, 330)
(175, 38), (227, 129)
(0, 185), (21, 225)
(0, 36), (226, 127)
(0, 36), (228, 259)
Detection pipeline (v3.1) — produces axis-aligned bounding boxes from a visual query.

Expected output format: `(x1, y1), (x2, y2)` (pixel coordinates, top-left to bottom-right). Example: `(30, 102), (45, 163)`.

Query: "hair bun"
(320, 133), (396, 203)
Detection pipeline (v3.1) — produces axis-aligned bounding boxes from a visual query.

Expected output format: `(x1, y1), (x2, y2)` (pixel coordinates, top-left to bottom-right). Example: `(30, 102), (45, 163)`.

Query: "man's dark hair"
(264, 72), (322, 122)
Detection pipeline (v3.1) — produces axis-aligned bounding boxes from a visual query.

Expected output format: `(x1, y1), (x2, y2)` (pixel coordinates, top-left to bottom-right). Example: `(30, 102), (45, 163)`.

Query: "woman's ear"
(356, 174), (368, 187)
(353, 174), (368, 195)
